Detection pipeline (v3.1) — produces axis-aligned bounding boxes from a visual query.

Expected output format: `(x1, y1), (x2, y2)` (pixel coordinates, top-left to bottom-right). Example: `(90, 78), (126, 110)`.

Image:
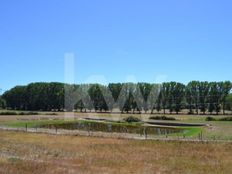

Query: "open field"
(1, 111), (232, 173)
(1, 130), (232, 174)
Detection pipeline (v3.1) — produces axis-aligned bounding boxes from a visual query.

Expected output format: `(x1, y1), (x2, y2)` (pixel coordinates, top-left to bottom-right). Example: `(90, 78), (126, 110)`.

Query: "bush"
(45, 113), (57, 115)
(123, 116), (141, 123)
(149, 116), (176, 121)
(205, 117), (216, 121)
(18, 112), (39, 115)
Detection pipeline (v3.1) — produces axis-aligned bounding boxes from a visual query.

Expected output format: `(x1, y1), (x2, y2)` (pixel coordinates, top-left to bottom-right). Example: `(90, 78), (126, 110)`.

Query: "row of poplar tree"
(1, 81), (232, 114)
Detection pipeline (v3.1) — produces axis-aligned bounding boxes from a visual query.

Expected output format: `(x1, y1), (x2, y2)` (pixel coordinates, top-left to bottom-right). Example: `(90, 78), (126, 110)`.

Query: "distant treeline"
(1, 81), (232, 114)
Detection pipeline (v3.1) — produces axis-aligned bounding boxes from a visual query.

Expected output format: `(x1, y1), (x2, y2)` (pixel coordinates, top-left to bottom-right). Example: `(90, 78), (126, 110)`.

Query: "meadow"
(1, 111), (232, 173)
(1, 130), (232, 174)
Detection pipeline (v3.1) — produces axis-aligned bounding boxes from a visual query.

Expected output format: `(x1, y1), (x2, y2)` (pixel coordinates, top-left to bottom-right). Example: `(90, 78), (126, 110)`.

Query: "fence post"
(108, 124), (112, 133)
(25, 123), (27, 132)
(165, 129), (168, 138)
(198, 132), (202, 141)
(88, 123), (90, 136)
(144, 127), (147, 139)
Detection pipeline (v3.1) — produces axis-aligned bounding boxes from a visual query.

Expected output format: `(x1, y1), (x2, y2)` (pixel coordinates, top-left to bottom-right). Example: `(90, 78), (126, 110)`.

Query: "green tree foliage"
(0, 96), (6, 109)
(208, 82), (222, 114)
(198, 81), (210, 114)
(2, 81), (232, 115)
(88, 84), (108, 112)
(159, 82), (185, 114)
(2, 86), (27, 110)
(186, 81), (200, 114)
(3, 83), (64, 111)
(138, 83), (151, 113)
(172, 82), (185, 114)
(160, 83), (170, 114)
(147, 84), (161, 114)
(225, 94), (232, 111)
(221, 81), (232, 114)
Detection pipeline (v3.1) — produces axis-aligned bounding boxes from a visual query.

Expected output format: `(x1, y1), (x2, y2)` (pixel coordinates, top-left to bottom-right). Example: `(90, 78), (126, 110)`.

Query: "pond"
(40, 121), (184, 136)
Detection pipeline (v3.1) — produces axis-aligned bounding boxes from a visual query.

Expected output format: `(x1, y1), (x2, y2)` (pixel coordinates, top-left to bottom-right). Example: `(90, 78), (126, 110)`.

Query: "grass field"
(1, 112), (232, 173)
(1, 131), (232, 174)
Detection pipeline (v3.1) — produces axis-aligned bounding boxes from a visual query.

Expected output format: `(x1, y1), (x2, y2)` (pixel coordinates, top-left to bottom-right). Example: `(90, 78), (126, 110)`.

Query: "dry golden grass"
(0, 131), (232, 174)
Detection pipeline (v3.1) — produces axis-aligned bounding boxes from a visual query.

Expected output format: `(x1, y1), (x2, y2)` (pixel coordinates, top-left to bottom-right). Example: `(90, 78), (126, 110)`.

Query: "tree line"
(1, 81), (232, 115)
(0, 97), (6, 109)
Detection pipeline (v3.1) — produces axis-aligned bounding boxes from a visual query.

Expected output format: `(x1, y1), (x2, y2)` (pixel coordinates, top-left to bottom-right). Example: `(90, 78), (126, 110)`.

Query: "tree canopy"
(2, 81), (232, 114)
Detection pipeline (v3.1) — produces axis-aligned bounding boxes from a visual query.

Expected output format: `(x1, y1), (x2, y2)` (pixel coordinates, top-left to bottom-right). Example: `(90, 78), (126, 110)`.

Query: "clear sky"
(1, 0), (232, 91)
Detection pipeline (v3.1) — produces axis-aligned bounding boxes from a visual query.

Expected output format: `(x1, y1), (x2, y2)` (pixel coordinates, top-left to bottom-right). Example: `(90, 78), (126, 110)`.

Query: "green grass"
(183, 127), (202, 137)
(165, 127), (202, 138)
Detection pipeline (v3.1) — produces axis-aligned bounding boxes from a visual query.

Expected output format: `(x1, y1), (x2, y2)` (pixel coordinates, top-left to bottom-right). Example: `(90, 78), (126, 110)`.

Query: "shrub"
(45, 113), (57, 115)
(149, 116), (176, 121)
(18, 112), (39, 115)
(123, 116), (141, 123)
(205, 117), (216, 121)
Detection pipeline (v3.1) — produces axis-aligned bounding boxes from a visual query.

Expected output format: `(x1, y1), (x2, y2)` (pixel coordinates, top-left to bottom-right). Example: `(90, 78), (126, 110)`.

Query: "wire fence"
(0, 123), (229, 142)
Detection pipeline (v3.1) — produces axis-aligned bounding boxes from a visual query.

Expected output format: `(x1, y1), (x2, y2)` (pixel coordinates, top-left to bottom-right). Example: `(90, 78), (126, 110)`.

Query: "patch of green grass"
(166, 127), (202, 138)
(182, 127), (202, 137)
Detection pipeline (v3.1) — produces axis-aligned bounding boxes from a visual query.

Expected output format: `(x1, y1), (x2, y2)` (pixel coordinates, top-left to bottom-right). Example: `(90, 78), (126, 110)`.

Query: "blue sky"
(1, 0), (232, 91)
